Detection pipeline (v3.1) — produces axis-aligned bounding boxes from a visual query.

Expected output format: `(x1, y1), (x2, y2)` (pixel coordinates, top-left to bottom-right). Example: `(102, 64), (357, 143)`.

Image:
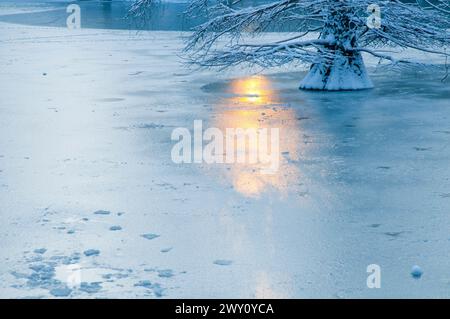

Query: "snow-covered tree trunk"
(299, 1), (373, 90)
(299, 52), (373, 90)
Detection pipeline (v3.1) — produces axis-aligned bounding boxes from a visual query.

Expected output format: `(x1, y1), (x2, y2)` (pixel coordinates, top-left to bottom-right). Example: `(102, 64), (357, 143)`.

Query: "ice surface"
(83, 250), (100, 257)
(79, 282), (102, 294)
(411, 266), (423, 279)
(93, 210), (111, 215)
(50, 287), (72, 297)
(134, 280), (164, 297)
(157, 269), (174, 278)
(0, 17), (449, 299)
(141, 234), (160, 240)
(213, 260), (233, 266)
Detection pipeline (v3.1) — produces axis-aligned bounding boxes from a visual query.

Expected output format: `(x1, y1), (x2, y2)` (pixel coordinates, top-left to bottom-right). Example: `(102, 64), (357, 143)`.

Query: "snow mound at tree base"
(299, 55), (374, 91)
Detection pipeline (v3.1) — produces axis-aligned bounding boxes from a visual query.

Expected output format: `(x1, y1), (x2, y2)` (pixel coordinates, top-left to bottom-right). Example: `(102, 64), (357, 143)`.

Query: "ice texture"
(0, 13), (449, 299)
(83, 250), (100, 257)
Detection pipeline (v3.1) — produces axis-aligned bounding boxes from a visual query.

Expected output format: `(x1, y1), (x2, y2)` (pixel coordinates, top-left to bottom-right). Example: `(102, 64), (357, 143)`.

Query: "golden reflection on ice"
(212, 75), (303, 198)
(230, 76), (272, 105)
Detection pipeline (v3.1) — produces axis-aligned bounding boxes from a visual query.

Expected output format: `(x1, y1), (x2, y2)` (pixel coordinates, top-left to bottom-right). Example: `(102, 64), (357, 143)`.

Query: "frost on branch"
(131, 0), (450, 91)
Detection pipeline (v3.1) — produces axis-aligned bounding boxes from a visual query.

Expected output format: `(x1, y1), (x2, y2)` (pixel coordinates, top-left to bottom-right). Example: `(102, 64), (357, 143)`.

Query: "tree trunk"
(299, 52), (373, 91)
(299, 0), (374, 91)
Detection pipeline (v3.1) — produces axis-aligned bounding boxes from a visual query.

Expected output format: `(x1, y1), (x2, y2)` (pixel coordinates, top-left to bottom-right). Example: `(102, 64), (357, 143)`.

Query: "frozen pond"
(0, 2), (449, 299)
(0, 0), (196, 30)
(0, 0), (310, 30)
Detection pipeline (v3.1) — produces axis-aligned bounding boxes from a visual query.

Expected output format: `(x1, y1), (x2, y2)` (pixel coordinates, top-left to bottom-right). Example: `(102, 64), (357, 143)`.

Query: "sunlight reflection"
(254, 271), (288, 299)
(230, 76), (273, 105)
(212, 75), (303, 198)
